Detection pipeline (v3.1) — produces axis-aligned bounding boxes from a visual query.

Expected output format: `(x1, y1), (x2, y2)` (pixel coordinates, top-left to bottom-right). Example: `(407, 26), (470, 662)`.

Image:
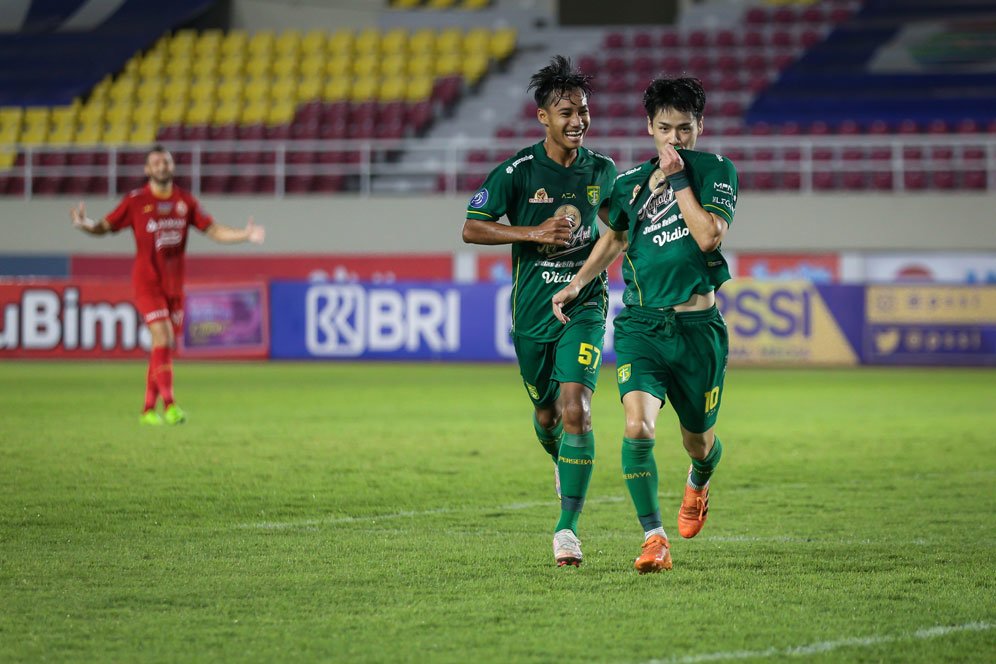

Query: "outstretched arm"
(462, 215), (574, 247)
(659, 145), (727, 252)
(70, 200), (110, 235)
(552, 228), (628, 324)
(205, 216), (265, 244)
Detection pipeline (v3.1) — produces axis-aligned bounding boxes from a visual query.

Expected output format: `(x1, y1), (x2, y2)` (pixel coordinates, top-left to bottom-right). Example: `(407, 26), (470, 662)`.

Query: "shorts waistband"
(628, 305), (718, 323)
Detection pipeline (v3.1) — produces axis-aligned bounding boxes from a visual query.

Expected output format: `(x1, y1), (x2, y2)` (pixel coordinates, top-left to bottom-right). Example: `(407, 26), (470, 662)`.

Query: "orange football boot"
(677, 467), (709, 538)
(634, 534), (672, 573)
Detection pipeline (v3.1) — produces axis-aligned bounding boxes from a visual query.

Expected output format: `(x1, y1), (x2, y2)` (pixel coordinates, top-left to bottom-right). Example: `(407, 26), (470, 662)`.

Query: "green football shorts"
(613, 305), (729, 433)
(513, 307), (606, 407)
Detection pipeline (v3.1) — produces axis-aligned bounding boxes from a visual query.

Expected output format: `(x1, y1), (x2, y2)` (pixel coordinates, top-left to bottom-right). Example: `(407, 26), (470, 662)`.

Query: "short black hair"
(527, 55), (593, 108)
(146, 143), (170, 161)
(643, 77), (706, 120)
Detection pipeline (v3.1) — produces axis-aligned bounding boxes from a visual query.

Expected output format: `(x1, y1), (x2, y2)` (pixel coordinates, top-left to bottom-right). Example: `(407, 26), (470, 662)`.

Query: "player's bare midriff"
(673, 290), (715, 312)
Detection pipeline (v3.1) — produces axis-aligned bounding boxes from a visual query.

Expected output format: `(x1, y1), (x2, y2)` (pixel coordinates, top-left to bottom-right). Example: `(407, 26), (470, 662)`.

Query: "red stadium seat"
(285, 175), (314, 194)
(659, 32), (680, 48)
(201, 175), (230, 194)
(963, 171), (987, 189)
(842, 172), (867, 190)
(903, 171), (927, 190)
(781, 172), (801, 190)
(932, 171), (956, 189)
(800, 30), (822, 48)
(771, 31), (794, 48)
(867, 120), (891, 135)
(838, 120), (862, 135)
(743, 30), (764, 48)
(744, 7), (768, 25)
(801, 6), (825, 24)
(632, 32), (653, 49)
(955, 119), (980, 134)
(772, 7), (796, 24)
(871, 172), (894, 190)
(604, 32), (624, 49)
(715, 30), (736, 48)
(897, 119), (920, 134)
(813, 172), (836, 190)
(687, 30), (708, 48)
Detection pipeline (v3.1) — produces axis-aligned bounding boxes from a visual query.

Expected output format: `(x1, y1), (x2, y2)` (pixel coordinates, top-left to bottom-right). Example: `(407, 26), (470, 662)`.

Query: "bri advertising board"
(268, 279), (871, 365)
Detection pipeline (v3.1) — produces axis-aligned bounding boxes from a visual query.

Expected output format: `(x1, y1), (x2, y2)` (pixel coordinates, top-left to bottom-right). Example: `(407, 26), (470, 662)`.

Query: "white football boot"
(553, 528), (582, 567)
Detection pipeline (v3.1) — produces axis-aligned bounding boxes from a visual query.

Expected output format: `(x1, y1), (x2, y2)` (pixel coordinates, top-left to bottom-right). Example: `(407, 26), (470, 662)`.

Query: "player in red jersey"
(70, 144), (265, 425)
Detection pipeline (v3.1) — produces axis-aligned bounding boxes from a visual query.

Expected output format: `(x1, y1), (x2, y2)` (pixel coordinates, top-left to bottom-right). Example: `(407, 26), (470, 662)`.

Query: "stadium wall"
(5, 194), (995, 255)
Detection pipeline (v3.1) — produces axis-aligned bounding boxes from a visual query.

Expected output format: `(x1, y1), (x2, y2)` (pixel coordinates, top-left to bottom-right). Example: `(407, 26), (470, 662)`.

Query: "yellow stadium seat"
(0, 106), (23, 130)
(275, 30), (301, 56)
(161, 78), (190, 103)
(159, 101), (187, 125)
(244, 57), (272, 78)
(130, 123), (158, 145)
(185, 100), (214, 125)
(217, 55), (246, 78)
(139, 55), (164, 78)
(436, 27), (462, 53)
(393, 0), (422, 8)
(299, 55), (326, 78)
(409, 28), (435, 54)
(195, 29), (223, 55)
(326, 55), (351, 77)
(132, 101), (161, 126)
(462, 53), (489, 84)
(435, 52), (462, 76)
(48, 124), (75, 145)
(490, 28), (516, 60)
(220, 30), (248, 57)
(106, 103), (133, 126)
(379, 54), (406, 77)
(123, 56), (140, 77)
(244, 78), (270, 102)
(406, 77), (433, 102)
(217, 78), (244, 101)
(301, 29), (326, 55)
(381, 28), (407, 54)
(463, 0), (490, 8)
(247, 30), (275, 56)
(267, 100), (296, 125)
(241, 100), (269, 125)
(213, 99), (242, 125)
(189, 78), (217, 102)
(136, 79), (165, 102)
(355, 28), (380, 54)
(23, 107), (50, 130)
(0, 151), (17, 170)
(272, 56), (299, 78)
(426, 0), (457, 9)
(406, 54), (434, 77)
(165, 57), (193, 78)
(270, 77), (297, 102)
(103, 123), (130, 145)
(297, 77), (323, 102)
(327, 29), (354, 55)
(353, 54), (379, 77)
(462, 28), (491, 54)
(379, 76), (407, 102)
(50, 105), (79, 127)
(350, 77), (378, 102)
(191, 56), (219, 78)
(79, 103), (106, 125)
(20, 126), (48, 146)
(323, 78), (351, 102)
(109, 78), (137, 103)
(74, 124), (102, 145)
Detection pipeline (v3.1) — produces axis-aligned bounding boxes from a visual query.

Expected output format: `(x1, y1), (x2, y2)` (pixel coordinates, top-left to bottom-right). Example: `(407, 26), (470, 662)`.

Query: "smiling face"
(537, 88), (590, 154)
(144, 149), (175, 187)
(647, 106), (703, 153)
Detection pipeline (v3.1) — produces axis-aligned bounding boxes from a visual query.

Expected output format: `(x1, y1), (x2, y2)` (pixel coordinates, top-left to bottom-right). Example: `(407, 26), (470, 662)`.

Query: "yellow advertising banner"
(866, 286), (996, 324)
(717, 279), (859, 365)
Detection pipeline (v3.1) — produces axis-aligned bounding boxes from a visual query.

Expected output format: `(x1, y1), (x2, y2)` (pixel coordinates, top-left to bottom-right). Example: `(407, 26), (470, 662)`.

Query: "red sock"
(151, 346), (175, 407)
(143, 359), (159, 412)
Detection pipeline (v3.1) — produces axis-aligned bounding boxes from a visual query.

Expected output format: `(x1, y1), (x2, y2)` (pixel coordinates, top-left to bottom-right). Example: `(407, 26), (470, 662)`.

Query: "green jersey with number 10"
(607, 148), (738, 310)
(466, 141), (617, 341)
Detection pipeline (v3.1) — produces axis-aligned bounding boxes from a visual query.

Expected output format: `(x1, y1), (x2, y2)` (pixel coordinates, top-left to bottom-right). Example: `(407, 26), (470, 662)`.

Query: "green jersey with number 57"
(466, 141), (617, 341)
(607, 148), (737, 309)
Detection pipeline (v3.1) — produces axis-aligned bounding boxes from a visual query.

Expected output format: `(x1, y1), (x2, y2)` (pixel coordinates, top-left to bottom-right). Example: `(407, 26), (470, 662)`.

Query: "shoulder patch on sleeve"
(469, 188), (489, 208)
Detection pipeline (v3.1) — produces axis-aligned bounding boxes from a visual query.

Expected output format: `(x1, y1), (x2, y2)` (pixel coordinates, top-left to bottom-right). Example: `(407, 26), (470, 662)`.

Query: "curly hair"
(642, 77), (706, 120)
(527, 55), (593, 108)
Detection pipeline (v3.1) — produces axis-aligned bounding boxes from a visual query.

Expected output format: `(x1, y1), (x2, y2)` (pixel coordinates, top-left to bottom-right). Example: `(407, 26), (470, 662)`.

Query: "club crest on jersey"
(528, 188), (554, 204)
(617, 364), (632, 383)
(586, 186), (600, 206)
(142, 204), (154, 213)
(176, 200), (188, 216)
(469, 188), (489, 208)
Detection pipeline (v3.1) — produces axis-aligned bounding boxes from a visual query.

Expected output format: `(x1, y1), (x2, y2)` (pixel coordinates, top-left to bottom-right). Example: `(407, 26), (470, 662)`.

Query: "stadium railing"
(2, 134), (993, 198)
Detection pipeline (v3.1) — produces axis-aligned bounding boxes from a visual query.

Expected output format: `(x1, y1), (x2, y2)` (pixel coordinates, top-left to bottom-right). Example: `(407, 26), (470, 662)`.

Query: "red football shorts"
(135, 291), (184, 336)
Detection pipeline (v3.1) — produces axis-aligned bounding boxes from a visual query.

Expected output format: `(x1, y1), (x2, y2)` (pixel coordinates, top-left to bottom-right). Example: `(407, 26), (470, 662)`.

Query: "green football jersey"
(466, 141), (617, 341)
(608, 148), (738, 309)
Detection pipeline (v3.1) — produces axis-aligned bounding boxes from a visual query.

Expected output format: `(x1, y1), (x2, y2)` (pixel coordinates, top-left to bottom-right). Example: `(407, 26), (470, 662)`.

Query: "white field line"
(644, 622), (993, 664)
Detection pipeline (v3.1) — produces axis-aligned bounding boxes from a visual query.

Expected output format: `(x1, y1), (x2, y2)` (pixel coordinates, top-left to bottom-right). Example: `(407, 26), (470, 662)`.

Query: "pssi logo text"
(716, 287), (812, 338)
(306, 285), (460, 357)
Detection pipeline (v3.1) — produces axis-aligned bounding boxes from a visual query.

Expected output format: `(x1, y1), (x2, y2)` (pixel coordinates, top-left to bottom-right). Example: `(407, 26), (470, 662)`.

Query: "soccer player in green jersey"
(462, 55), (617, 567)
(552, 76), (737, 573)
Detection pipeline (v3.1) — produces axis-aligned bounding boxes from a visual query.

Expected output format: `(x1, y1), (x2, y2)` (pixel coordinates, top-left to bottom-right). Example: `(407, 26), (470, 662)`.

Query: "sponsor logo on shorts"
(617, 363), (632, 383)
(525, 382), (540, 400)
(470, 189), (489, 209)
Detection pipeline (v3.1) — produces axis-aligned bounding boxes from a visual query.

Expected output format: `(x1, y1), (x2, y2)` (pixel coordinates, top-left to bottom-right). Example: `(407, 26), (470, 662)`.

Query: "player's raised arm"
(69, 200), (110, 235)
(205, 216), (266, 244)
(659, 145), (727, 253)
(462, 214), (574, 247)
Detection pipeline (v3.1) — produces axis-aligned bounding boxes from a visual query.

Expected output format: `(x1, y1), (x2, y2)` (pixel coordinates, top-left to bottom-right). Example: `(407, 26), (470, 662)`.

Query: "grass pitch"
(1, 361), (994, 663)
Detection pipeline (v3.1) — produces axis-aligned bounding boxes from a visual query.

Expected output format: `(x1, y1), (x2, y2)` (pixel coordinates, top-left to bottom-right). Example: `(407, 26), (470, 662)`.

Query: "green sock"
(622, 437), (661, 530)
(533, 415), (563, 462)
(689, 437), (723, 489)
(554, 431), (595, 533)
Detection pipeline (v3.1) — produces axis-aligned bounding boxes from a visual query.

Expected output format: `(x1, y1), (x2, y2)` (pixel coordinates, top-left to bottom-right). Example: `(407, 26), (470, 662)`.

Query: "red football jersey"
(105, 184), (214, 297)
